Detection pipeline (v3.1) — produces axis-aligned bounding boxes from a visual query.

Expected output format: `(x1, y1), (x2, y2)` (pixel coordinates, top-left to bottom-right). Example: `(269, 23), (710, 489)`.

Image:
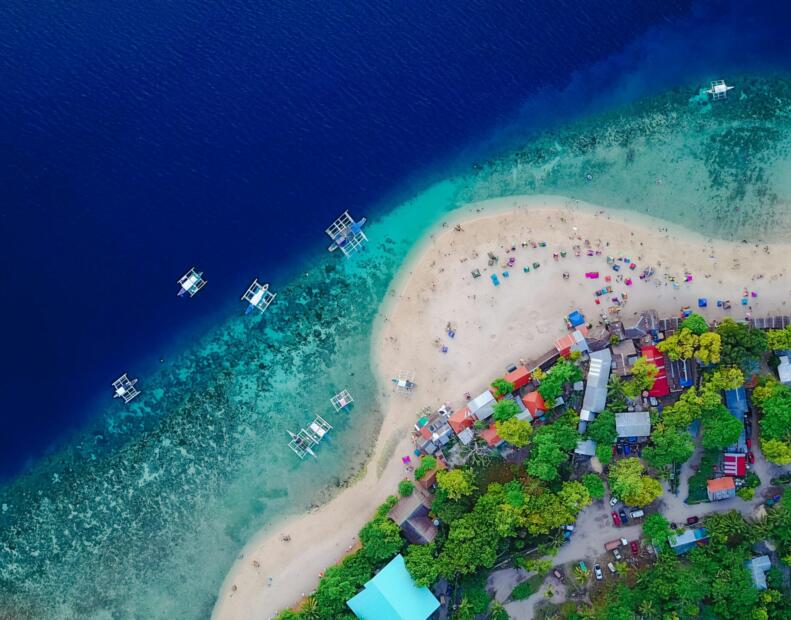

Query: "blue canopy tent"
(567, 310), (585, 327)
(347, 554), (440, 620)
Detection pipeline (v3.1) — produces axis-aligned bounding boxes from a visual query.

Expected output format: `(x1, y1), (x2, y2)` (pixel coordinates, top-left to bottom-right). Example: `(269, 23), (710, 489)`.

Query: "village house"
(449, 406), (475, 437)
(668, 527), (709, 555)
(615, 411), (651, 440)
(777, 355), (791, 386)
(579, 348), (612, 432)
(722, 452), (747, 478)
(416, 458), (446, 491)
(611, 338), (637, 377)
(724, 387), (748, 453)
(707, 476), (736, 501)
(554, 326), (589, 358)
(346, 554), (440, 620)
(388, 491), (437, 545)
(520, 391), (547, 421)
(641, 344), (670, 398)
(468, 390), (496, 421)
(504, 366), (531, 391)
(414, 405), (454, 455)
(745, 555), (772, 590)
(480, 424), (504, 449)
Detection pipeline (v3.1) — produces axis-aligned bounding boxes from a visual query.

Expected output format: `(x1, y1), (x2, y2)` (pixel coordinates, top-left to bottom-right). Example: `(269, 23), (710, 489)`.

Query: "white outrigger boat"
(177, 267), (206, 297)
(706, 79), (734, 101)
(330, 389), (354, 412)
(287, 415), (333, 459)
(325, 210), (367, 257)
(241, 278), (276, 314)
(112, 373), (140, 403)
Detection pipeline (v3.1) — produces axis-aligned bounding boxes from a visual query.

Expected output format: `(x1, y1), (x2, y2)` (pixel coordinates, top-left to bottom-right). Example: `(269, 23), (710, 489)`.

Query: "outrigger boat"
(241, 279), (276, 314)
(325, 210), (367, 257)
(112, 373), (140, 404)
(287, 415), (333, 459)
(177, 267), (206, 297)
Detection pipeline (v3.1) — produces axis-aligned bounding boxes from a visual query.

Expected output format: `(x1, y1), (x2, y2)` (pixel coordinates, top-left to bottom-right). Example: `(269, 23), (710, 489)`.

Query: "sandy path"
(213, 195), (791, 619)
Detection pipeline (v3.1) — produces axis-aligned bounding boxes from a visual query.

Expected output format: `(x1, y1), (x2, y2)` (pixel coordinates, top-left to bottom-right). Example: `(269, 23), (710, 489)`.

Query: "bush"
(582, 474), (606, 500)
(745, 473), (760, 489)
(511, 580), (534, 600)
(399, 480), (414, 497)
(737, 487), (755, 501)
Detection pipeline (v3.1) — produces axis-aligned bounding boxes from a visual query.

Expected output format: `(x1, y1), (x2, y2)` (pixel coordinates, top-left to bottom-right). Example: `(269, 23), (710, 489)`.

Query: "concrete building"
(745, 555), (772, 590)
(579, 349), (612, 432)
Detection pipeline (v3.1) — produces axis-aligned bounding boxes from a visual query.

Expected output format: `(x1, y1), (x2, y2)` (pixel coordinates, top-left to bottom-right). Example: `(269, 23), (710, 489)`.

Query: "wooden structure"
(325, 210), (368, 257)
(241, 279), (276, 314)
(177, 267), (206, 297)
(112, 373), (140, 404)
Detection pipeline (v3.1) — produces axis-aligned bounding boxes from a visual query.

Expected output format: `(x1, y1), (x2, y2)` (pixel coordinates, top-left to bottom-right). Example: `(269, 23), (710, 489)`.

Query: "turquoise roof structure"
(347, 554), (440, 620)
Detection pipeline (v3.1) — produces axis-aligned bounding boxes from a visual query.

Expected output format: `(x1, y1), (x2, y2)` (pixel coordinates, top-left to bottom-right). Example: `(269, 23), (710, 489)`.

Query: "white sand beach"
(213, 195), (791, 620)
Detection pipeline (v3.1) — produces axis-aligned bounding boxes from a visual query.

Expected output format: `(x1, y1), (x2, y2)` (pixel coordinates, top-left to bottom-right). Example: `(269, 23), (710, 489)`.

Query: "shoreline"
(212, 195), (791, 619)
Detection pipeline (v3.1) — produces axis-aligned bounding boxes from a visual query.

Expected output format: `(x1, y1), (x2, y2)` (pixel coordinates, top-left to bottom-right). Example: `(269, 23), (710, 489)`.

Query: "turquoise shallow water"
(3, 76), (791, 618)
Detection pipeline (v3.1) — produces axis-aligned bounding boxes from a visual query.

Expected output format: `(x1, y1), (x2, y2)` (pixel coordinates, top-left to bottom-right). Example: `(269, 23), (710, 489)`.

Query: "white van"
(630, 509), (645, 519)
(607, 562), (617, 574)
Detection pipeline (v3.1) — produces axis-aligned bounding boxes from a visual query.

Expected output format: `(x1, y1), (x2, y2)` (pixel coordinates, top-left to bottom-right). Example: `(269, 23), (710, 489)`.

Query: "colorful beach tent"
(347, 554), (440, 620)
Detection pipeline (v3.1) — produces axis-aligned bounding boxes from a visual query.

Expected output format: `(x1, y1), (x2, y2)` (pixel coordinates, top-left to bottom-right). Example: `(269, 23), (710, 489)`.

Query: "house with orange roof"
(521, 391), (547, 419)
(707, 476), (736, 501)
(480, 424), (503, 448)
(449, 406), (475, 435)
(504, 366), (531, 391)
(554, 326), (590, 357)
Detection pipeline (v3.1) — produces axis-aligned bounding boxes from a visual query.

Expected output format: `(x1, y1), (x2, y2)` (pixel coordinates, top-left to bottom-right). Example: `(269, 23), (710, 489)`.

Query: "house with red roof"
(504, 366), (531, 391)
(448, 407), (475, 435)
(641, 344), (670, 398)
(707, 476), (736, 501)
(722, 453), (746, 477)
(554, 326), (590, 358)
(521, 391), (547, 419)
(480, 424), (503, 448)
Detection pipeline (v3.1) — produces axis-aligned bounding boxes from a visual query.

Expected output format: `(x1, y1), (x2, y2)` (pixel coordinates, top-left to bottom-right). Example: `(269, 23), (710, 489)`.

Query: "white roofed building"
(579, 349), (612, 431)
(468, 390), (495, 421)
(778, 356), (791, 386)
(615, 411), (651, 438)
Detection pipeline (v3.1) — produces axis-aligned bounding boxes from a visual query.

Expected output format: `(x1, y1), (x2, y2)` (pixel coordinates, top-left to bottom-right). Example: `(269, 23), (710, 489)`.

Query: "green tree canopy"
(582, 473), (606, 500)
(624, 357), (659, 398)
(404, 543), (440, 587)
(490, 378), (514, 398)
(701, 404), (744, 450)
(359, 516), (403, 562)
(767, 325), (791, 350)
(642, 425), (694, 469)
(587, 410), (617, 444)
(437, 468), (477, 500)
(642, 513), (672, 546)
(537, 358), (582, 402)
(398, 479), (414, 497)
(762, 438), (791, 465)
(696, 332), (722, 365)
(657, 327), (698, 361)
(706, 366), (744, 391)
(495, 417), (533, 447)
(608, 457), (663, 506)
(680, 312), (710, 335)
(715, 318), (768, 369)
(492, 398), (520, 423)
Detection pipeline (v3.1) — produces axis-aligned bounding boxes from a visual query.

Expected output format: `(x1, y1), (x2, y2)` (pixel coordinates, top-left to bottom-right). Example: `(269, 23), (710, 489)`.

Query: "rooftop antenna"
(330, 389), (354, 412)
(241, 279), (276, 314)
(706, 79), (734, 101)
(177, 267), (206, 297)
(326, 210), (368, 257)
(112, 373), (140, 404)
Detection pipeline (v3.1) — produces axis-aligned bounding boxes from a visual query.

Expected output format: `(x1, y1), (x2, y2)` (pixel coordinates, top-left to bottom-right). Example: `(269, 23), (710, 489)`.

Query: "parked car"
(748, 451), (755, 464)
(619, 509), (629, 524)
(612, 444), (617, 457)
(611, 511), (621, 526)
(553, 568), (565, 582)
(563, 524), (575, 531)
(745, 425), (752, 438)
(578, 561), (588, 574)
(612, 547), (622, 560)
(637, 445), (643, 457)
(616, 443), (623, 456)
(630, 540), (639, 555)
(594, 563), (603, 580)
(686, 516), (699, 525)
(624, 444), (631, 456)
(607, 562), (617, 574)
(746, 438), (752, 449)
(609, 496), (619, 507)
(670, 522), (678, 530)
(630, 509), (645, 519)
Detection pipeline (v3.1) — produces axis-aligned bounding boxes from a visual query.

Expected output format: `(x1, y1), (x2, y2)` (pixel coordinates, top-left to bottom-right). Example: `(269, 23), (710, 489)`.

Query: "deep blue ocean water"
(0, 0), (713, 477)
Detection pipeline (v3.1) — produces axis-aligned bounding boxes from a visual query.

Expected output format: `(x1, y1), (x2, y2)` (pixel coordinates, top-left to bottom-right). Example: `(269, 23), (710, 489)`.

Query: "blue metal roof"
(347, 554), (440, 620)
(724, 387), (748, 414)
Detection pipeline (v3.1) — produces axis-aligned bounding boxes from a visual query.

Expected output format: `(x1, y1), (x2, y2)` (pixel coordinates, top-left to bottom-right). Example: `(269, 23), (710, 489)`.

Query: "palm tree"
(638, 599), (655, 619)
(300, 596), (320, 620)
